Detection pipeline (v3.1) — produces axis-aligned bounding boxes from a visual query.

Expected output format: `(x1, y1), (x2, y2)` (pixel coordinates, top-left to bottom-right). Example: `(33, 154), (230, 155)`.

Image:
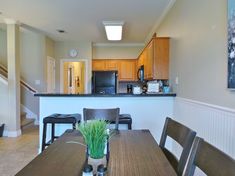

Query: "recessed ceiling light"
(57, 29), (66, 33)
(103, 21), (124, 41)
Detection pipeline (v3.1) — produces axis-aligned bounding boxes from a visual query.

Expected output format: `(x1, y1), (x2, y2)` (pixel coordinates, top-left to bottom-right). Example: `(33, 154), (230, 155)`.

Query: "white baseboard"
(21, 104), (38, 125)
(4, 129), (22, 137)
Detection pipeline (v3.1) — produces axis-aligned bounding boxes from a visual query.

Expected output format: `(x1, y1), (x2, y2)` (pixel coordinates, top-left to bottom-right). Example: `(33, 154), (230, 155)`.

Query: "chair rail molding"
(173, 97), (235, 159)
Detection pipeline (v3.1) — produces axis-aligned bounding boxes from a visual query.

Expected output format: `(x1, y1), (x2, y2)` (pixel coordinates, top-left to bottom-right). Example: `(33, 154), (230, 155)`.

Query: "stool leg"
(42, 123), (47, 152)
(128, 123), (132, 130)
(72, 122), (76, 130)
(51, 123), (55, 143)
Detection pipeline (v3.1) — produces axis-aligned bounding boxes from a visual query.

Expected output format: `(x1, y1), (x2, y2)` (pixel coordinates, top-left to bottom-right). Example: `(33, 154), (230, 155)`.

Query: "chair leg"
(42, 123), (47, 152)
(51, 123), (55, 143)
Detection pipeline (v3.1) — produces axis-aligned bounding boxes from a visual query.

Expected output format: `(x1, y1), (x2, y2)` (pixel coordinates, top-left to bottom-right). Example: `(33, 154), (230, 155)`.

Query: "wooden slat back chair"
(83, 108), (120, 130)
(159, 117), (196, 175)
(183, 137), (235, 176)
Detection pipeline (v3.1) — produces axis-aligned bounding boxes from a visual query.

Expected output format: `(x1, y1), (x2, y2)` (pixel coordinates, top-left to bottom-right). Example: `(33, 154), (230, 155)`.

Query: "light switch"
(35, 80), (40, 85)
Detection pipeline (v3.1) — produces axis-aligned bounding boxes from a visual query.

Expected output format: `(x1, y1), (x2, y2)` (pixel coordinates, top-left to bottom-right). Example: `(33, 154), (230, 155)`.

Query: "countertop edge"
(34, 93), (177, 97)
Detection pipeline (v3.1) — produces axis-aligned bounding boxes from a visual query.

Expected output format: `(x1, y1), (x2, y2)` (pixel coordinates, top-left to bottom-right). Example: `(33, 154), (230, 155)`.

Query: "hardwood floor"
(0, 125), (39, 176)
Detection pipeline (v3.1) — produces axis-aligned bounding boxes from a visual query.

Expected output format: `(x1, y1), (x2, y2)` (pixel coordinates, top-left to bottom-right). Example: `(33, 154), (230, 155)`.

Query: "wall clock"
(69, 49), (78, 58)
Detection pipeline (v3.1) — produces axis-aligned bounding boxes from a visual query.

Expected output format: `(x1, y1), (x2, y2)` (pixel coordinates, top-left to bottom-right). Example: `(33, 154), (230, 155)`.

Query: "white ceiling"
(0, 0), (173, 43)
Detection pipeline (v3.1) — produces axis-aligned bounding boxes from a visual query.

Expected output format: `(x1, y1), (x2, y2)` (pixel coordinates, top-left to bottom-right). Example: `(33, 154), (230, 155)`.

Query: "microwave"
(137, 65), (144, 82)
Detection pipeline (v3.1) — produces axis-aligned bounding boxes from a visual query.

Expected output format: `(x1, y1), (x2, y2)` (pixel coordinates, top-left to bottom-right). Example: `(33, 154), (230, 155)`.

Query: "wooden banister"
(0, 64), (37, 94)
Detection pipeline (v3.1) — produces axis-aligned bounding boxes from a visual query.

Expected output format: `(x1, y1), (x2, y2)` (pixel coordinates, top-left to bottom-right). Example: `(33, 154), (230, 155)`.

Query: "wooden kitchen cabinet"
(153, 38), (169, 79)
(137, 51), (145, 68)
(137, 37), (169, 80)
(92, 59), (137, 81)
(145, 40), (154, 79)
(92, 60), (106, 70)
(105, 60), (119, 71)
(119, 60), (136, 81)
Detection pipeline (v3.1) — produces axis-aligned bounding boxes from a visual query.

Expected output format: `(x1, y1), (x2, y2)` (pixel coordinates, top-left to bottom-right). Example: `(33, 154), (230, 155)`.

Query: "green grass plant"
(77, 120), (109, 159)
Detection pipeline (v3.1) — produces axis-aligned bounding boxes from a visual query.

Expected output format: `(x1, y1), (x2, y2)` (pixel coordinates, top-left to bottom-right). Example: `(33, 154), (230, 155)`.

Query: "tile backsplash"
(118, 82), (140, 93)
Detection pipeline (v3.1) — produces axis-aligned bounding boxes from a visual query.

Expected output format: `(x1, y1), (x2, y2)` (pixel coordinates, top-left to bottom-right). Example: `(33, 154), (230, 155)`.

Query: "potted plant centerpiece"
(77, 120), (110, 172)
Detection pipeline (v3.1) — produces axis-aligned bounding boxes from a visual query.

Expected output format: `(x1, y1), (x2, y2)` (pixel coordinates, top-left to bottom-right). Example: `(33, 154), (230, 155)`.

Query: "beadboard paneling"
(172, 97), (235, 159)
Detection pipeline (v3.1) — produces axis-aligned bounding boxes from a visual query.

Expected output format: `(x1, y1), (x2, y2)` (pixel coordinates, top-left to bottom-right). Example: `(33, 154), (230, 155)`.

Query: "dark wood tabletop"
(16, 130), (177, 176)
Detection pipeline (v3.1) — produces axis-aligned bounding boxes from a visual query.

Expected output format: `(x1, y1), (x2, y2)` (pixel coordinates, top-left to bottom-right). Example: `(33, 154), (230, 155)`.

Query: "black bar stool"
(119, 114), (132, 130)
(42, 113), (81, 152)
(110, 114), (132, 130)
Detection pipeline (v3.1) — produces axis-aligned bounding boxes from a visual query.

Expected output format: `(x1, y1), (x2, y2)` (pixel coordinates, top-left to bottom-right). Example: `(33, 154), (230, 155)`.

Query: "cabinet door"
(141, 49), (148, 78)
(105, 60), (119, 71)
(138, 53), (144, 68)
(119, 60), (136, 81)
(92, 60), (106, 70)
(146, 40), (154, 79)
(154, 38), (169, 79)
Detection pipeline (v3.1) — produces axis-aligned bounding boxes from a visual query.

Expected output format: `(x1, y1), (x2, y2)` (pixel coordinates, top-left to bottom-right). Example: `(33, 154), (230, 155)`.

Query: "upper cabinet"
(119, 60), (136, 81)
(154, 38), (169, 80)
(92, 59), (137, 81)
(92, 36), (169, 81)
(138, 37), (169, 80)
(92, 60), (106, 70)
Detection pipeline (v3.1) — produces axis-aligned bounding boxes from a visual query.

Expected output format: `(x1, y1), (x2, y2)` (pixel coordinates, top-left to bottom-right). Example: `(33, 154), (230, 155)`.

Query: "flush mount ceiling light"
(103, 21), (124, 41)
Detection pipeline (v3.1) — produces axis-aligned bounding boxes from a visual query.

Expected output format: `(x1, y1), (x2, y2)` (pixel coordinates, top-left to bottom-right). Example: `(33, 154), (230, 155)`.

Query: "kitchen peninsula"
(35, 93), (176, 152)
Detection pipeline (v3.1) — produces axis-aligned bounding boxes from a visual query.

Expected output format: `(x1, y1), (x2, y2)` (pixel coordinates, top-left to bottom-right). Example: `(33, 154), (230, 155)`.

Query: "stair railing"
(0, 64), (37, 94)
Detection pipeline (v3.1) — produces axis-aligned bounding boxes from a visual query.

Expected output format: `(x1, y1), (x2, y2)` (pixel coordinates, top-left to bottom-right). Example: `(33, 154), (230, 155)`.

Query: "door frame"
(47, 56), (56, 93)
(60, 58), (89, 93)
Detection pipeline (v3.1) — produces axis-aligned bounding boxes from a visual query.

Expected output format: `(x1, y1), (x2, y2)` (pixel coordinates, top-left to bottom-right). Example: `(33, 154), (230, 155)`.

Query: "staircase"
(21, 112), (35, 129)
(0, 64), (38, 134)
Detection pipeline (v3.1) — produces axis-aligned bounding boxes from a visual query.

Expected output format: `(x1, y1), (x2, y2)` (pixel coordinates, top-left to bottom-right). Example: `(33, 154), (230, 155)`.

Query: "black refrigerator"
(92, 71), (118, 94)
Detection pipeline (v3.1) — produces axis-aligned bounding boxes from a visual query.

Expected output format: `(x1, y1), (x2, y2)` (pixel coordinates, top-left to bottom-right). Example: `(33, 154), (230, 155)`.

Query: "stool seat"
(42, 113), (81, 152)
(43, 113), (81, 124)
(111, 114), (132, 130)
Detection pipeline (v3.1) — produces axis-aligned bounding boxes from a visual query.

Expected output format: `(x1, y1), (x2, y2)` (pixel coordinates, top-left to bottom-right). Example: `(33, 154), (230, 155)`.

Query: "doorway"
(60, 60), (86, 94)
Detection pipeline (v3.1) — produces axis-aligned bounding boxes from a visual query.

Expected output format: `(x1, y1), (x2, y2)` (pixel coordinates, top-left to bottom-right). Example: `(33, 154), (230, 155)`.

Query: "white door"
(47, 57), (56, 93)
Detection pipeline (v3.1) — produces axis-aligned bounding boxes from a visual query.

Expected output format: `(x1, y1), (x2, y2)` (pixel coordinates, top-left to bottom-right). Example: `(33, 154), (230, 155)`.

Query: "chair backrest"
(183, 137), (235, 176)
(83, 108), (120, 130)
(159, 117), (196, 175)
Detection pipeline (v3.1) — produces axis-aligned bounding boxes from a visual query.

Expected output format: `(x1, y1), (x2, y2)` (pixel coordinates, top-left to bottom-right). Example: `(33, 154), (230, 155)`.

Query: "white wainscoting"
(172, 97), (235, 159)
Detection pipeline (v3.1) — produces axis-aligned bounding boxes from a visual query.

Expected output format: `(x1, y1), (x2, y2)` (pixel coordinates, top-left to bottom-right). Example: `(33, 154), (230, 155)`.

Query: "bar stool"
(119, 114), (132, 130)
(108, 113), (132, 130)
(42, 113), (81, 152)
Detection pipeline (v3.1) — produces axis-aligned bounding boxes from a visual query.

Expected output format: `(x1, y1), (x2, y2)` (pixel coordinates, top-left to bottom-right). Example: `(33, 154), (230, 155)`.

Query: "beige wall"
(20, 28), (46, 92)
(156, 0), (235, 109)
(0, 29), (7, 67)
(55, 42), (92, 92)
(93, 45), (143, 59)
(45, 37), (55, 58)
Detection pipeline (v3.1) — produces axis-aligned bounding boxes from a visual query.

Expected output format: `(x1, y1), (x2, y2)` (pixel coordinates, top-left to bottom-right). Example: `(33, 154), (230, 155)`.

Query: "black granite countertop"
(34, 92), (176, 97)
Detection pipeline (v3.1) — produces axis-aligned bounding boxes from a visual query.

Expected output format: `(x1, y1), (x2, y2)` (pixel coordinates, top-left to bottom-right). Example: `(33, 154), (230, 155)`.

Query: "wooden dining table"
(16, 129), (177, 176)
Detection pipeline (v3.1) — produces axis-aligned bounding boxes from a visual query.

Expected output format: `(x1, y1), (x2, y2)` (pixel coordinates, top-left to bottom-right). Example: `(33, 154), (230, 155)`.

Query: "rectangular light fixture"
(103, 21), (124, 41)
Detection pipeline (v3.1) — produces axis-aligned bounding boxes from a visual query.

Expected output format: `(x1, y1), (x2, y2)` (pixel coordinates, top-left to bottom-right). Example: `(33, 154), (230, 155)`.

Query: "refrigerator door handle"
(99, 90), (105, 94)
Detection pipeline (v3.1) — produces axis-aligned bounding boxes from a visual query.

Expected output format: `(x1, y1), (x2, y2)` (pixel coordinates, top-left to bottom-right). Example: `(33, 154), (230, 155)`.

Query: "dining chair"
(83, 108), (120, 130)
(183, 137), (235, 176)
(159, 117), (196, 175)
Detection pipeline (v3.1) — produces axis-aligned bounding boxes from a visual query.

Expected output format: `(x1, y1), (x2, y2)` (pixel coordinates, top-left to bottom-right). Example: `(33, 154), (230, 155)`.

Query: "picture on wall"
(228, 0), (235, 88)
